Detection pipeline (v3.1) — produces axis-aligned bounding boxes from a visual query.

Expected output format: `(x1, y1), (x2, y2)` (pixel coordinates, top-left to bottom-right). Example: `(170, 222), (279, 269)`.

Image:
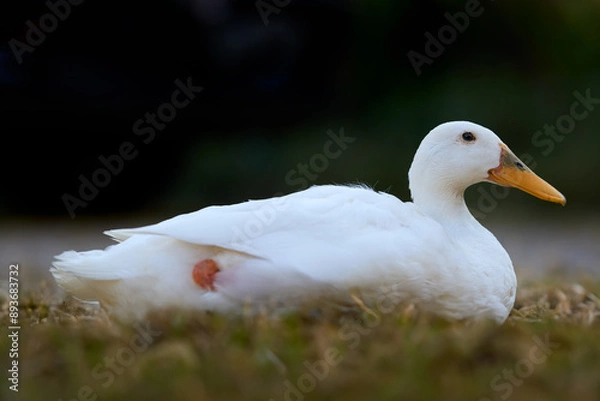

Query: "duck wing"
(105, 185), (453, 288)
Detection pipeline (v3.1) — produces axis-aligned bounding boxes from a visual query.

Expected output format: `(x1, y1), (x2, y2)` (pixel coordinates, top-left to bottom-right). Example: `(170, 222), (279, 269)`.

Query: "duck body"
(53, 184), (515, 322)
(52, 121), (565, 323)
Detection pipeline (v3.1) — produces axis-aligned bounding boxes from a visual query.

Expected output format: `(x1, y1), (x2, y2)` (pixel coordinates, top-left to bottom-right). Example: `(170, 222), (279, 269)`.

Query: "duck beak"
(487, 144), (566, 206)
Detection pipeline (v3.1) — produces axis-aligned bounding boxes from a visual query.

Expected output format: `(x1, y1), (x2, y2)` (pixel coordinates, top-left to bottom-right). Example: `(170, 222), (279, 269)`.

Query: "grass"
(1, 279), (599, 401)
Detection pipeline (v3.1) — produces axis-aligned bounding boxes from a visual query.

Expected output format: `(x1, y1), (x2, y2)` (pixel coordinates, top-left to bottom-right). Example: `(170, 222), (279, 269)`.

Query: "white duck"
(51, 121), (566, 323)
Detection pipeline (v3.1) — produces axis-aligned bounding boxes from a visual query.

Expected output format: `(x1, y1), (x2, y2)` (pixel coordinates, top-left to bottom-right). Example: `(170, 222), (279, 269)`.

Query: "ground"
(1, 279), (599, 401)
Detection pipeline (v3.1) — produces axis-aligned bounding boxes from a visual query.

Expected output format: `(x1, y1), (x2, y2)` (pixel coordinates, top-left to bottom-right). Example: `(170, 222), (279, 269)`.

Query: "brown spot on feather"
(192, 259), (220, 291)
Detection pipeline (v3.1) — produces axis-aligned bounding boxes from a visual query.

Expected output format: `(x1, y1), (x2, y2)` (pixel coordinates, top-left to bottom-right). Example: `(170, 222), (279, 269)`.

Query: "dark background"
(1, 0), (599, 220)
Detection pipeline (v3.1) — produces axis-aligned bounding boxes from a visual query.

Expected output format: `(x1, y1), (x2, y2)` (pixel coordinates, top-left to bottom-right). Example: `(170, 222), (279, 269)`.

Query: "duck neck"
(410, 183), (478, 230)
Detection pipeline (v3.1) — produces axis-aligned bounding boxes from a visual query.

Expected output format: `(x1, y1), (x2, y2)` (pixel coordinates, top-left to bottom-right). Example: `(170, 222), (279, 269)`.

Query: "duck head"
(408, 121), (566, 215)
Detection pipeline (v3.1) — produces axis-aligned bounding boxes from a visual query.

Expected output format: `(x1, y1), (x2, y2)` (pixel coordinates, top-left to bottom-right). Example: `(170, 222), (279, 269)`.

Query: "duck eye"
(462, 132), (476, 142)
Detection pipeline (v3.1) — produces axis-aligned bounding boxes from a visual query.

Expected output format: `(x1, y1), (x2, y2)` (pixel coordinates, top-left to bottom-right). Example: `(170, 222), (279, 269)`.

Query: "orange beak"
(487, 144), (566, 206)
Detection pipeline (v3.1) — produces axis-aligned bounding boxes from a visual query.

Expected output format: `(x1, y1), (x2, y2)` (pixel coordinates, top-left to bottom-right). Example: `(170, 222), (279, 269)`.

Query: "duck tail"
(50, 248), (120, 302)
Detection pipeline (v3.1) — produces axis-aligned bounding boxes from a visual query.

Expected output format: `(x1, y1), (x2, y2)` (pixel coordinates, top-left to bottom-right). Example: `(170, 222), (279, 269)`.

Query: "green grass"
(1, 280), (599, 401)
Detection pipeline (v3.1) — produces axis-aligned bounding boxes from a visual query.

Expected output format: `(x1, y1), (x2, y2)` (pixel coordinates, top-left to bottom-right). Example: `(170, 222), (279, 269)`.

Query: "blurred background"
(0, 0), (599, 286)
